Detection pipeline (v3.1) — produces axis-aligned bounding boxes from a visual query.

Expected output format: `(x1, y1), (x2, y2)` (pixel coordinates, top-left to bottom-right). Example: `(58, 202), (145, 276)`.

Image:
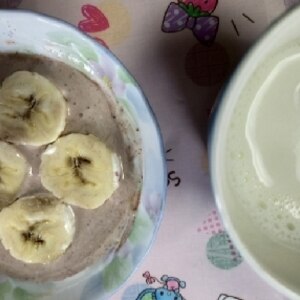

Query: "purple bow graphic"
(162, 2), (219, 46)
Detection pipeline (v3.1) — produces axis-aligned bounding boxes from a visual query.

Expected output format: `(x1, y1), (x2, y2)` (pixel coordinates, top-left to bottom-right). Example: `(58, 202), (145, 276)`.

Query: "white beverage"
(226, 41), (300, 249)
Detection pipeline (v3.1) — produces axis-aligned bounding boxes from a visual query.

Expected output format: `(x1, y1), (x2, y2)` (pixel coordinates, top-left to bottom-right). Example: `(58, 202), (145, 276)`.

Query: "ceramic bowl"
(0, 10), (166, 300)
(210, 5), (300, 300)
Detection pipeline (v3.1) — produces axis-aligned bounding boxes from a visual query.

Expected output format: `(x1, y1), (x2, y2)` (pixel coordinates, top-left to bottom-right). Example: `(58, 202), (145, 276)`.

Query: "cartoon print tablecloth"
(0, 0), (296, 299)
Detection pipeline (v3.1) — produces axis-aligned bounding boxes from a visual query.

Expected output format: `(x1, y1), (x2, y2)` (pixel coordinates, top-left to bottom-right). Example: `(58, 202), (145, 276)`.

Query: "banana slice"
(0, 141), (28, 208)
(0, 71), (67, 146)
(40, 133), (122, 209)
(0, 194), (75, 264)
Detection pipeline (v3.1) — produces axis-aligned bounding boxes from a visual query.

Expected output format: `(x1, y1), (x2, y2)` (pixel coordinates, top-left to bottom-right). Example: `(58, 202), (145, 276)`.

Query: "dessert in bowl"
(0, 10), (166, 300)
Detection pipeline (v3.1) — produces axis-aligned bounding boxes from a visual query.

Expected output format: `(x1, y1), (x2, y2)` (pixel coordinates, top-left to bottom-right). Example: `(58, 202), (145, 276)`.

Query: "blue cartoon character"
(136, 273), (186, 300)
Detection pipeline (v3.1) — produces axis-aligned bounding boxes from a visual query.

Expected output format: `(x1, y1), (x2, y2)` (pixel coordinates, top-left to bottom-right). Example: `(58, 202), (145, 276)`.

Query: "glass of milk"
(210, 5), (300, 300)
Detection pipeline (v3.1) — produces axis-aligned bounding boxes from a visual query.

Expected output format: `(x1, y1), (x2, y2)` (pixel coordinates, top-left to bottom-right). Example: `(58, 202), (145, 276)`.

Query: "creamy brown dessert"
(0, 53), (142, 281)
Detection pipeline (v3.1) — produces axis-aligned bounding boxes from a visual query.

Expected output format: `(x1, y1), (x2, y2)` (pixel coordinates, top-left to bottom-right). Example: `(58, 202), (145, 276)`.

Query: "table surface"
(0, 0), (296, 299)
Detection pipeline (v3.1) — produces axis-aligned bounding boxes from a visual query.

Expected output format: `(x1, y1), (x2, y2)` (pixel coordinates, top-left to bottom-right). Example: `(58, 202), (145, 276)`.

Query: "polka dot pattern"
(198, 210), (223, 235)
(161, 3), (219, 45)
(206, 232), (243, 270)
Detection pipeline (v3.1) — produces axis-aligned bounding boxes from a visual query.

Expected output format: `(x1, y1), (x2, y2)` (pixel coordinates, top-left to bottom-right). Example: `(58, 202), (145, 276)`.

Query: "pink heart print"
(182, 0), (218, 13)
(78, 4), (109, 33)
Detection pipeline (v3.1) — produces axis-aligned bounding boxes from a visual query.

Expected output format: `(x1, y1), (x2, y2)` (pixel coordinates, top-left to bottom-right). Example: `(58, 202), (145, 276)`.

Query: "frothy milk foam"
(226, 42), (300, 248)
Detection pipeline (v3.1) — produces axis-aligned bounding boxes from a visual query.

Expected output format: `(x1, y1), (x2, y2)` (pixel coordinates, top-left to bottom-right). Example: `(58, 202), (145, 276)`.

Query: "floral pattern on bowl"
(0, 10), (166, 300)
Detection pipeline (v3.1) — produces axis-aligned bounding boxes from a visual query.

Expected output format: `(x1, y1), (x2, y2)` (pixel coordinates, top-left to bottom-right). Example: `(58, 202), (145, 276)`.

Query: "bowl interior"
(0, 10), (166, 300)
(211, 5), (300, 299)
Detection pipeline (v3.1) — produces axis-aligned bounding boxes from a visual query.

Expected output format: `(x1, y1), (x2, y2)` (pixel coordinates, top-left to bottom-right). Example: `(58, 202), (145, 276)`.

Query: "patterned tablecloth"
(0, 0), (296, 299)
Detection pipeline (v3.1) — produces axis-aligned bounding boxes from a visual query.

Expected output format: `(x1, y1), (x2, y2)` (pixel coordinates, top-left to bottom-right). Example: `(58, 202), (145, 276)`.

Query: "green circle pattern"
(206, 232), (243, 270)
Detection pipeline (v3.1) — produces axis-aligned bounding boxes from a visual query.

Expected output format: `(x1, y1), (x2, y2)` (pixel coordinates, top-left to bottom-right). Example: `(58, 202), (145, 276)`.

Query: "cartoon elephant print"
(136, 287), (183, 300)
(136, 275), (186, 300)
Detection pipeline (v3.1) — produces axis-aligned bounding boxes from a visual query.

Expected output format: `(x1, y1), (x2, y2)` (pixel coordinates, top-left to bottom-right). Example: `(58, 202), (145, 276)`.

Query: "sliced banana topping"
(40, 133), (122, 209)
(0, 194), (75, 264)
(0, 141), (28, 208)
(0, 71), (67, 146)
